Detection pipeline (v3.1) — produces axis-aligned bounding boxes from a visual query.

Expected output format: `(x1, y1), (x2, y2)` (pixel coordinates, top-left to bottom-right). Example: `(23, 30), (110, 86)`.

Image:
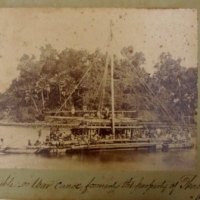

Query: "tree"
(0, 44), (197, 124)
(151, 52), (197, 123)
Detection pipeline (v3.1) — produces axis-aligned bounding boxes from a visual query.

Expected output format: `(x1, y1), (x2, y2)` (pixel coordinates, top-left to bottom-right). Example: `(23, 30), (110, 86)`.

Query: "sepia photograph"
(0, 8), (197, 171)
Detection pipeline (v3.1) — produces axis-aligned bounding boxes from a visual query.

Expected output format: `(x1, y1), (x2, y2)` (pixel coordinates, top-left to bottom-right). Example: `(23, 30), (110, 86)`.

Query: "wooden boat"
(37, 22), (194, 154)
(3, 146), (41, 154)
(70, 142), (157, 152)
(69, 135), (158, 152)
(36, 146), (70, 154)
(162, 139), (194, 151)
(36, 140), (73, 154)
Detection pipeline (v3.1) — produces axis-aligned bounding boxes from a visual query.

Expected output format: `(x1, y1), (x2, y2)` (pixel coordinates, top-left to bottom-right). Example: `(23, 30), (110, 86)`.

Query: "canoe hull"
(3, 146), (40, 154)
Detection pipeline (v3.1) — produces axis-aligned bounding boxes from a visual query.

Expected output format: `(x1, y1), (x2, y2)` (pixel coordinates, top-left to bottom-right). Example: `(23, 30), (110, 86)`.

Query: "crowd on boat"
(0, 124), (193, 154)
(24, 125), (193, 149)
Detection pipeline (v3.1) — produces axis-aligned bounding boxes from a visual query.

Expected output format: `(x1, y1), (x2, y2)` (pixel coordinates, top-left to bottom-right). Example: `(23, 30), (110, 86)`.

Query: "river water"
(0, 126), (196, 171)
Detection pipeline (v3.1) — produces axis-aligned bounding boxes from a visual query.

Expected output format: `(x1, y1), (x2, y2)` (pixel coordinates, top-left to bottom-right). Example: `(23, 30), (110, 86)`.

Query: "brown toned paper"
(0, 1), (198, 200)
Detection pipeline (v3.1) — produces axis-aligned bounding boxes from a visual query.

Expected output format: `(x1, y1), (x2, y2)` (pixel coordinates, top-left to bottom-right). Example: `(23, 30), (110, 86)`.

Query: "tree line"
(0, 44), (197, 123)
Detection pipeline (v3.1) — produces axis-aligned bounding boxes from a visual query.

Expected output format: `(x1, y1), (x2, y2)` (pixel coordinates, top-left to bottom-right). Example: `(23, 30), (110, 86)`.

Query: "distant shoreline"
(0, 122), (77, 128)
(0, 121), (196, 129)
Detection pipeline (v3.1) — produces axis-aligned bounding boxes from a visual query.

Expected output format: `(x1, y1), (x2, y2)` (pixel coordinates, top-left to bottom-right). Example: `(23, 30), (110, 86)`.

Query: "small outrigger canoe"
(162, 139), (194, 151)
(3, 146), (42, 154)
(36, 146), (71, 154)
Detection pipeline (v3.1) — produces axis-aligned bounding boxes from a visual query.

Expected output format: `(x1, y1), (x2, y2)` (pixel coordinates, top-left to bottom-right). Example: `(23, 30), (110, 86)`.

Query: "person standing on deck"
(96, 110), (102, 118)
(156, 128), (161, 137)
(82, 105), (88, 117)
(104, 108), (110, 119)
(71, 106), (75, 116)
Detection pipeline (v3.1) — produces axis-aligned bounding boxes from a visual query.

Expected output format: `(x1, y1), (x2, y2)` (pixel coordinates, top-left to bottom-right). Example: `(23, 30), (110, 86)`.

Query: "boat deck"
(70, 142), (157, 151)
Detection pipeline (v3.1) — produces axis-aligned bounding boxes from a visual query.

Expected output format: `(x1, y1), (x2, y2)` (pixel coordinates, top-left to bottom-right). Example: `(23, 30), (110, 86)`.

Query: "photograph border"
(0, 1), (198, 200)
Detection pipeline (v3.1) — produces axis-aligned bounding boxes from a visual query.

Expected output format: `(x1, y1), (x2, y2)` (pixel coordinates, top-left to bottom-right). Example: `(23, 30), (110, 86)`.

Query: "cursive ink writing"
(54, 181), (82, 190)
(180, 175), (200, 190)
(0, 173), (199, 199)
(82, 177), (120, 195)
(0, 175), (16, 188)
(31, 178), (54, 189)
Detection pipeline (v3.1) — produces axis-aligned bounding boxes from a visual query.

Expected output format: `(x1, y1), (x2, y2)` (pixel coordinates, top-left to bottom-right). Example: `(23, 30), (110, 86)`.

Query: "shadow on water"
(0, 148), (195, 170)
(38, 149), (157, 163)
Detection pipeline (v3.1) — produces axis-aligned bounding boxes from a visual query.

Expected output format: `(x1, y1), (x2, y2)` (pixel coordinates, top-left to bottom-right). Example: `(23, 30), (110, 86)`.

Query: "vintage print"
(0, 8), (197, 170)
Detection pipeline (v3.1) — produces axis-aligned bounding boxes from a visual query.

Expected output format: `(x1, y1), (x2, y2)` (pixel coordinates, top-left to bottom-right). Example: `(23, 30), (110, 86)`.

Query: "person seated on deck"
(165, 132), (172, 142)
(121, 133), (126, 139)
(141, 132), (146, 138)
(176, 133), (181, 142)
(34, 140), (41, 146)
(83, 113), (90, 118)
(103, 108), (110, 119)
(187, 128), (192, 139)
(171, 135), (177, 142)
(50, 127), (53, 134)
(46, 136), (50, 142)
(63, 134), (69, 141)
(91, 134), (100, 143)
(116, 134), (121, 139)
(151, 129), (157, 138)
(81, 135), (89, 145)
(50, 132), (56, 141)
(126, 130), (131, 139)
(166, 131), (171, 139)
(82, 105), (88, 117)
(156, 128), (161, 136)
(108, 134), (113, 139)
(58, 137), (64, 147)
(55, 128), (59, 135)
(71, 106), (76, 116)
(180, 134), (186, 141)
(59, 132), (63, 138)
(70, 133), (75, 141)
(148, 129), (153, 138)
(96, 110), (102, 119)
(76, 136), (84, 145)
(187, 132), (191, 140)
(166, 128), (171, 134)
(38, 129), (42, 137)
(90, 113), (95, 118)
(62, 132), (67, 141)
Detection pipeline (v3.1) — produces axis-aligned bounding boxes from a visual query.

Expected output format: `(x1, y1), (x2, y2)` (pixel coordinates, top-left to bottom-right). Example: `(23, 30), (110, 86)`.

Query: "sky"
(0, 8), (197, 93)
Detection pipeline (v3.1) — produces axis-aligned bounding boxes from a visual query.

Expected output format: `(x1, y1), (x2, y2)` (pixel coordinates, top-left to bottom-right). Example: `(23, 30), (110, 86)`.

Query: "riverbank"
(0, 120), (196, 129)
(0, 121), (78, 128)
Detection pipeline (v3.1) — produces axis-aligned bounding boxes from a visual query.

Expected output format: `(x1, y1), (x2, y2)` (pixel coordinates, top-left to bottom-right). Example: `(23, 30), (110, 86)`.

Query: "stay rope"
(112, 35), (181, 130)
(6, 38), (111, 147)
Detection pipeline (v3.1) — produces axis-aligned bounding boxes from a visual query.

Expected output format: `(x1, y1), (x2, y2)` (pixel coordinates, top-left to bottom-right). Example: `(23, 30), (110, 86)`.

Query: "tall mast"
(110, 21), (115, 138)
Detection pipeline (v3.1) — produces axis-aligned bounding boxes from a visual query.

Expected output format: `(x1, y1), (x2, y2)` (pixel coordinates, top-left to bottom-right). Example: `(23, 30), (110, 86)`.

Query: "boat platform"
(69, 142), (157, 152)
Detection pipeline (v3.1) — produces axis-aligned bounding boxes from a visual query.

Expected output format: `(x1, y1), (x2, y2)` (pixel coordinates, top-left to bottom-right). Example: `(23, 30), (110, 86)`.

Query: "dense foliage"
(0, 45), (197, 124)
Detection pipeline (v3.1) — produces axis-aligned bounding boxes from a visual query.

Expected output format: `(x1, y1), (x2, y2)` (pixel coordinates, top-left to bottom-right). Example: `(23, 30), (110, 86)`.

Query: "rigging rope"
(98, 53), (110, 112)
(6, 41), (112, 147)
(112, 36), (181, 130)
(6, 61), (96, 147)
(127, 59), (181, 130)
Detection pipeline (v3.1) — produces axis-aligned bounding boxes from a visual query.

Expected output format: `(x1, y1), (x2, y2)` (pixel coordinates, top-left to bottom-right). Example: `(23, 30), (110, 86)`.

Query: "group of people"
(27, 139), (41, 146)
(30, 124), (194, 148)
(70, 105), (111, 119)
(45, 127), (102, 145)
